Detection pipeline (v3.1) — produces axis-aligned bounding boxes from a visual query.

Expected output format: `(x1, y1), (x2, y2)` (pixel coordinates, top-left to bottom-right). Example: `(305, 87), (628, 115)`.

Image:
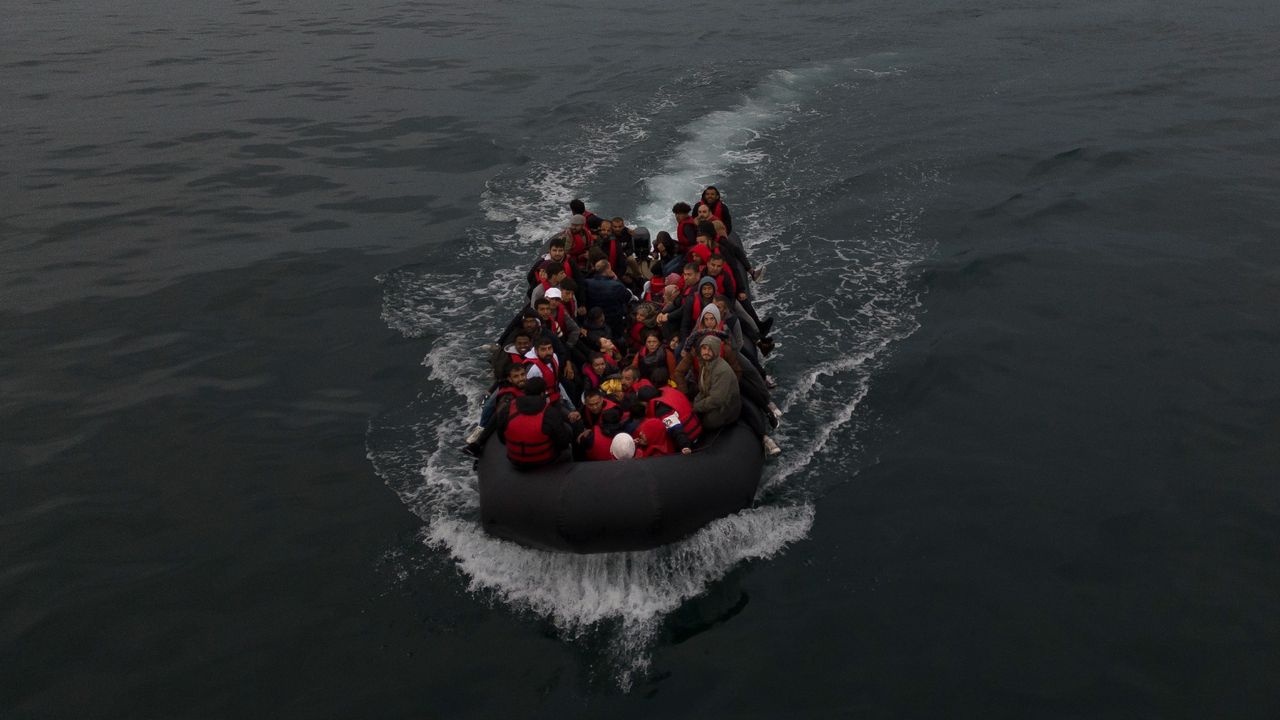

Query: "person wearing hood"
(691, 335), (741, 431)
(680, 276), (720, 338)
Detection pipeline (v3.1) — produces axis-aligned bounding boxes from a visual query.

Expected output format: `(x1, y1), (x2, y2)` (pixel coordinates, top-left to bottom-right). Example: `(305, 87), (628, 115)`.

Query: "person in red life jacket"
(682, 301), (781, 430)
(618, 366), (655, 405)
(694, 185), (733, 234)
(580, 387), (618, 427)
(576, 406), (628, 461)
(523, 334), (573, 408)
(592, 220), (625, 273)
(475, 362), (527, 430)
(527, 236), (578, 295)
(687, 226), (715, 267)
(494, 376), (576, 469)
(556, 277), (584, 321)
(703, 253), (767, 342)
(616, 219), (649, 265)
(530, 260), (568, 307)
(626, 303), (658, 353)
(543, 287), (583, 348)
(632, 328), (679, 384)
(671, 202), (699, 254)
(569, 198), (603, 232)
(633, 417), (677, 457)
(680, 276), (719, 338)
(581, 352), (618, 394)
(635, 385), (696, 455)
(562, 214), (596, 271)
(491, 328), (533, 383)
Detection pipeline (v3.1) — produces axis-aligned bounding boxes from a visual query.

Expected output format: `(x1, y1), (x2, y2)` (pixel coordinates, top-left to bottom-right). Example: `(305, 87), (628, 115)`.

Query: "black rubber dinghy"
(477, 423), (764, 553)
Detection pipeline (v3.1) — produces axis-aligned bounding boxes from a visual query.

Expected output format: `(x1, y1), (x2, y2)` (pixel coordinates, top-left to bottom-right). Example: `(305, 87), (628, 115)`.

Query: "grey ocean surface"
(4, 0), (1280, 717)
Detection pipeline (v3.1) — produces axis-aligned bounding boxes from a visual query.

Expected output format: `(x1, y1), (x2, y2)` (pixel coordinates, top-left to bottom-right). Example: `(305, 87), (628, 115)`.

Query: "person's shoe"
(464, 426), (485, 445)
(762, 435), (781, 456)
(765, 374), (778, 389)
(768, 401), (783, 421)
(462, 442), (483, 458)
(758, 317), (774, 336)
(758, 338), (775, 357)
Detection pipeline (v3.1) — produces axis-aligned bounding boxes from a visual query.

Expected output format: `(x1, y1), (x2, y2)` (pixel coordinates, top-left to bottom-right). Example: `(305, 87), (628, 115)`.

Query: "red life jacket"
(632, 378), (656, 396)
(493, 385), (524, 406)
(504, 404), (556, 466)
(527, 354), (561, 403)
(647, 386), (702, 441)
(644, 281), (665, 304)
(676, 217), (698, 252)
(635, 417), (676, 457)
(597, 237), (621, 271)
(583, 426), (617, 461)
(702, 200), (727, 224)
(566, 229), (594, 261)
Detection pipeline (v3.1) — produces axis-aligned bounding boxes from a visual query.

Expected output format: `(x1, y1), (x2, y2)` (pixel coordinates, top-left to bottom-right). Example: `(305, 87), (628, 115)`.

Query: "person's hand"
(656, 313), (668, 323)
(681, 447), (692, 455)
(563, 362), (575, 380)
(567, 411), (581, 424)
(737, 292), (747, 301)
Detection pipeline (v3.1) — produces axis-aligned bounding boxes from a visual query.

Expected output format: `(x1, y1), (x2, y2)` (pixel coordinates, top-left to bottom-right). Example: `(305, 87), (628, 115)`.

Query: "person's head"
(594, 259), (612, 276)
(583, 388), (604, 414)
(698, 276), (716, 300)
(644, 329), (661, 353)
(587, 246), (606, 265)
(672, 201), (691, 219)
(682, 263), (701, 287)
(507, 363), (528, 387)
(598, 335), (616, 354)
(697, 220), (716, 239)
(523, 376), (548, 397)
(610, 433), (636, 460)
(513, 330), (533, 355)
(713, 294), (731, 317)
(595, 222), (613, 239)
(610, 217), (625, 235)
(654, 231), (674, 255)
(587, 306), (606, 326)
(546, 288), (564, 313)
(637, 384), (660, 404)
(663, 285), (679, 303)
(701, 305), (721, 330)
(569, 214), (586, 231)
(696, 203), (712, 222)
(535, 335), (555, 361)
(558, 277), (577, 297)
(707, 254), (725, 276)
(548, 236), (566, 260)
(702, 186), (720, 204)
(544, 261), (566, 284)
(569, 198), (586, 215)
(650, 366), (669, 387)
(699, 335), (721, 363)
(589, 352), (607, 376)
(647, 274), (664, 296)
(534, 298), (552, 321)
(620, 366), (639, 389)
(521, 312), (540, 335)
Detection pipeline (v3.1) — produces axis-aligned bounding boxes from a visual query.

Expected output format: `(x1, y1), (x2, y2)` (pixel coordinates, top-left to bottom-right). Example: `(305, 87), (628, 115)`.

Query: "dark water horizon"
(5, 0), (1280, 717)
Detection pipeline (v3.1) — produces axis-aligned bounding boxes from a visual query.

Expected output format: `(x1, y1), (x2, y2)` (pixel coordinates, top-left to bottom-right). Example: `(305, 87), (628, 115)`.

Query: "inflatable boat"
(477, 423), (764, 553)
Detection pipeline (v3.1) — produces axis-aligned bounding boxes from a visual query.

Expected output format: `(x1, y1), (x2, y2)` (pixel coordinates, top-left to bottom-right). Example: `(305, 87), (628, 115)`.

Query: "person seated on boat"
(653, 281), (683, 339)
(577, 308), (612, 355)
(632, 328), (678, 384)
(671, 202), (698, 254)
(685, 301), (782, 424)
(706, 238), (772, 340)
(576, 406), (628, 461)
(633, 416), (684, 458)
(491, 328), (532, 382)
(694, 185), (733, 233)
(524, 334), (574, 409)
(592, 219), (625, 272)
(581, 352), (617, 395)
(529, 260), (567, 307)
(649, 232), (684, 279)
(626, 302), (659, 352)
(581, 259), (634, 339)
(533, 296), (573, 350)
(580, 387), (617, 427)
(526, 236), (577, 293)
(477, 362), (527, 429)
(709, 218), (757, 288)
(641, 271), (667, 305)
(609, 433), (637, 460)
(562, 214), (595, 271)
(494, 377), (577, 469)
(636, 384), (698, 451)
(569, 197), (603, 231)
(615, 365), (648, 406)
(687, 226), (715, 267)
(690, 335), (740, 433)
(680, 276), (720, 339)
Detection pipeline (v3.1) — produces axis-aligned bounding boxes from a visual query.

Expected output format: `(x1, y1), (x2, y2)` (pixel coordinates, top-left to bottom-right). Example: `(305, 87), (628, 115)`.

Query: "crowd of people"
(463, 186), (784, 468)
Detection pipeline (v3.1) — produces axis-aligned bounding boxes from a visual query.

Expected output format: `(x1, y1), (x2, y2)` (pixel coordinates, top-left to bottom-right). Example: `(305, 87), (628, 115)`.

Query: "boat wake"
(367, 58), (932, 689)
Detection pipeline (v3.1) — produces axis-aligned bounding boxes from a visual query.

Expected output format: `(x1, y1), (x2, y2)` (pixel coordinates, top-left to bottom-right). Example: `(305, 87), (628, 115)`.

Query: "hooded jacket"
(692, 336), (740, 430)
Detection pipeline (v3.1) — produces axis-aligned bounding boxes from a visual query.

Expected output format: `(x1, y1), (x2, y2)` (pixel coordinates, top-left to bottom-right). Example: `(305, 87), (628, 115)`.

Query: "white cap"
(545, 287), (562, 300)
(610, 433), (636, 460)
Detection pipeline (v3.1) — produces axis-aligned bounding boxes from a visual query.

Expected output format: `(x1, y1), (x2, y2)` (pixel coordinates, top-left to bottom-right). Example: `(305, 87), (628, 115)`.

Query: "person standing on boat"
(581, 259), (634, 340)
